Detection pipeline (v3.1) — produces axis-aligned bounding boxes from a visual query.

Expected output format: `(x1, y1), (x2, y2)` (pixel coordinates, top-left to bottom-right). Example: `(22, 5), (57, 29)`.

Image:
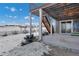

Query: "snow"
(0, 34), (26, 55)
(0, 32), (49, 56)
(3, 42), (50, 56)
(0, 25), (48, 56)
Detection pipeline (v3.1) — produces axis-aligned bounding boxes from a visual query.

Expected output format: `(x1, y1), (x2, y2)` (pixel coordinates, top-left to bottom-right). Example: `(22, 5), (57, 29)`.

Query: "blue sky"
(0, 3), (39, 25)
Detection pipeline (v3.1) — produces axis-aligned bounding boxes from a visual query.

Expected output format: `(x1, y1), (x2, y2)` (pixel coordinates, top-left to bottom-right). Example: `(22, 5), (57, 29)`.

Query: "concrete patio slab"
(43, 33), (79, 52)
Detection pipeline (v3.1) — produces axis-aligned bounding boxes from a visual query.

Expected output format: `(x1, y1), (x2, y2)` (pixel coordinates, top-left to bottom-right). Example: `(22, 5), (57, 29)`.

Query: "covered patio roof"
(31, 3), (79, 20)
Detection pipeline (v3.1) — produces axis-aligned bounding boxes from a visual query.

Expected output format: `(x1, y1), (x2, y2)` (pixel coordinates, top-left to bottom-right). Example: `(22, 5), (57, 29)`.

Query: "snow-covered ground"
(0, 32), (40, 55)
(0, 25), (48, 56)
(3, 42), (50, 56)
(0, 34), (26, 55)
(0, 33), (79, 56)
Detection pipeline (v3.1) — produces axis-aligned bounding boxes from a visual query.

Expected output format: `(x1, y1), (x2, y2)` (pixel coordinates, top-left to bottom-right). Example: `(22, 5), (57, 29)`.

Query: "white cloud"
(1, 21), (5, 23)
(14, 16), (17, 18)
(5, 6), (16, 12)
(9, 15), (13, 18)
(19, 9), (23, 11)
(5, 6), (9, 9)
(10, 7), (16, 12)
(6, 15), (17, 19)
(32, 17), (35, 20)
(25, 23), (29, 25)
(24, 16), (29, 20)
(32, 23), (39, 26)
(24, 16), (35, 20)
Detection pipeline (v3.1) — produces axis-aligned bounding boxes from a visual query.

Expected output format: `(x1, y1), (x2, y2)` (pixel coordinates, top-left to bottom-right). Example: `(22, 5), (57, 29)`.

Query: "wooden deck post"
(39, 8), (42, 40)
(29, 12), (32, 36)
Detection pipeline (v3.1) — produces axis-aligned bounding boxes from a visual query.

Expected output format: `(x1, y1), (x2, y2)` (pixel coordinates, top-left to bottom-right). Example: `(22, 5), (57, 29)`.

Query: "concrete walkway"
(43, 33), (79, 52)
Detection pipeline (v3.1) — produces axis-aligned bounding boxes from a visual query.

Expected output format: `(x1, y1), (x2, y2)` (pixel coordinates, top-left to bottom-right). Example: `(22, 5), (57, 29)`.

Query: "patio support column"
(71, 20), (73, 33)
(39, 8), (42, 41)
(50, 19), (53, 35)
(59, 21), (61, 33)
(29, 12), (32, 36)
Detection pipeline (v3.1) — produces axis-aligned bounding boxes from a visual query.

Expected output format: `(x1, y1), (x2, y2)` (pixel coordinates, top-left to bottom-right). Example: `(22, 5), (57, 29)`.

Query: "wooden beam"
(31, 3), (56, 13)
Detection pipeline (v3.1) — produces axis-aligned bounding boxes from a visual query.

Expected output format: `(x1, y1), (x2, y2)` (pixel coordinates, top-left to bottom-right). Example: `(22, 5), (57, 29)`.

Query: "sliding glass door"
(61, 22), (66, 33)
(61, 21), (71, 33)
(73, 21), (79, 32)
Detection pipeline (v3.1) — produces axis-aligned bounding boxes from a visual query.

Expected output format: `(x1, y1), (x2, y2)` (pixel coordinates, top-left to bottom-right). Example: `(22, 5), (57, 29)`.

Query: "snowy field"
(0, 34), (26, 55)
(0, 25), (47, 36)
(0, 33), (50, 56)
(0, 32), (39, 55)
(0, 33), (79, 56)
(0, 25), (49, 56)
(3, 42), (50, 56)
(0, 25), (26, 36)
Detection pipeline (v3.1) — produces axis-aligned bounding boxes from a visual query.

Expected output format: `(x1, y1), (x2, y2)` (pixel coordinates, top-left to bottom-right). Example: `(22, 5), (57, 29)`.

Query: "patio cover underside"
(31, 3), (79, 20)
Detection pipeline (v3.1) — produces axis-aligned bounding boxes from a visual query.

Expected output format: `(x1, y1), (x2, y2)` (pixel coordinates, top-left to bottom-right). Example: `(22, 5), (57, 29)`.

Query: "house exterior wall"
(56, 20), (60, 33)
(55, 20), (74, 33)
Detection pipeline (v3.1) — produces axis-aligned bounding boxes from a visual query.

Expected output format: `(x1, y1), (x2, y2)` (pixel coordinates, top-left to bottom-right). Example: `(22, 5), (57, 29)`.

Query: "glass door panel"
(61, 22), (66, 33)
(61, 21), (71, 33)
(66, 22), (71, 33)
